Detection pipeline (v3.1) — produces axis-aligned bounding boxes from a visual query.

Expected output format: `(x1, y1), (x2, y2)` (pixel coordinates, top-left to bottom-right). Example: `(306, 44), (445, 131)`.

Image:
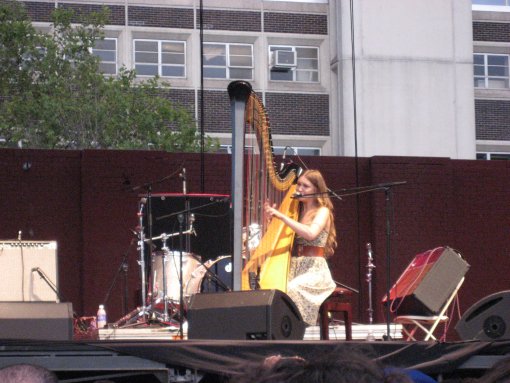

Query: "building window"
(203, 43), (253, 80)
(92, 38), (117, 75)
(269, 45), (319, 82)
(474, 54), (509, 89)
(472, 0), (510, 5)
(219, 144), (320, 156)
(133, 40), (185, 77)
(477, 152), (510, 160)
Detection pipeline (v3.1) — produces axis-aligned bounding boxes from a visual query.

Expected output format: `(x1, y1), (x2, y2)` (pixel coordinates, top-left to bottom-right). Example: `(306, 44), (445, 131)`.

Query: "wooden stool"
(319, 287), (353, 340)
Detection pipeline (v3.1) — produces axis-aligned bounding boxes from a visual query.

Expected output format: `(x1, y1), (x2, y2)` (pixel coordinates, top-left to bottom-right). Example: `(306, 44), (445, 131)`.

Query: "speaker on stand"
(456, 290), (510, 341)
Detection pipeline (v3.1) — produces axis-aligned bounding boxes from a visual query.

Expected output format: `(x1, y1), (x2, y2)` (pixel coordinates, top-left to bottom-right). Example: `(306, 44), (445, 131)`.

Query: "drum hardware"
(184, 255), (232, 299)
(115, 172), (231, 330)
(113, 166), (187, 328)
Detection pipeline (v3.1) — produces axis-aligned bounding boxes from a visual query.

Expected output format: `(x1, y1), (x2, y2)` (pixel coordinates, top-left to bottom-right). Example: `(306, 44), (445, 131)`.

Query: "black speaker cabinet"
(0, 302), (73, 341)
(187, 290), (306, 340)
(382, 247), (470, 315)
(456, 290), (510, 341)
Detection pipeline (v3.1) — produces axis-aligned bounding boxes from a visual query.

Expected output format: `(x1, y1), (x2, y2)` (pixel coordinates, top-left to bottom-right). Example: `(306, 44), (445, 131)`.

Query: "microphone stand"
(103, 234), (136, 316)
(137, 199), (149, 320)
(178, 213), (185, 339)
(33, 268), (88, 331)
(33, 268), (65, 303)
(366, 242), (376, 341)
(299, 181), (407, 341)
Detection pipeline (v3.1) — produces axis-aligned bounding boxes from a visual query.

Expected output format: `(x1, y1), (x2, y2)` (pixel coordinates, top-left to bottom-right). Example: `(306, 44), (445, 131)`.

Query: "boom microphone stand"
(103, 233), (136, 316)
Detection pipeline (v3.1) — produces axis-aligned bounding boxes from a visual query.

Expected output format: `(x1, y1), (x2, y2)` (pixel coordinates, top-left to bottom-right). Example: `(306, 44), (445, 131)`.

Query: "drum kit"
(113, 169), (232, 333)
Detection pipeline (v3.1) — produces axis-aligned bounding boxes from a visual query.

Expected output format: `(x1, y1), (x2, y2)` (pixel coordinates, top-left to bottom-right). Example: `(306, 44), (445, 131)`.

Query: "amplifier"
(382, 246), (469, 315)
(0, 241), (59, 302)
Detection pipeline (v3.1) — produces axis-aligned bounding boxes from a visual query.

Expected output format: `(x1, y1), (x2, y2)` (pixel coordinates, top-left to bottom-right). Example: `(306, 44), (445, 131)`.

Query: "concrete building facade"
(19, 0), (510, 160)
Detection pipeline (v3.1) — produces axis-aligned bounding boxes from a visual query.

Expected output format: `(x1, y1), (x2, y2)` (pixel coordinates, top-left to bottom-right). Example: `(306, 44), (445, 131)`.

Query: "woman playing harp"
(265, 169), (337, 326)
(228, 81), (336, 325)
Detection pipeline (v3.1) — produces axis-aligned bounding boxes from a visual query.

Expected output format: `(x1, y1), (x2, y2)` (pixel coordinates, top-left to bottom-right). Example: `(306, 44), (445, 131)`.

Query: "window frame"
(202, 42), (254, 80)
(269, 45), (320, 83)
(92, 37), (118, 75)
(472, 0), (510, 6)
(133, 39), (186, 78)
(477, 151), (510, 160)
(474, 53), (510, 89)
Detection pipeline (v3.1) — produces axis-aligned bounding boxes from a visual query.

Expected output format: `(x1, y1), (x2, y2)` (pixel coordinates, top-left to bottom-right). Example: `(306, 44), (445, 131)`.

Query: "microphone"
(291, 192), (303, 199)
(138, 198), (146, 216)
(189, 213), (197, 236)
(31, 267), (40, 273)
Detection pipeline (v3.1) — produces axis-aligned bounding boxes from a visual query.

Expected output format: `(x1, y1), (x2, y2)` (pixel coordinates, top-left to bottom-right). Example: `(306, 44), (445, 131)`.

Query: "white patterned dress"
(286, 230), (336, 326)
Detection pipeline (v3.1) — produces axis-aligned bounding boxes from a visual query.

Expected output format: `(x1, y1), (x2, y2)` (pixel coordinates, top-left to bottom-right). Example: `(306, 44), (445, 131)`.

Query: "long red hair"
(298, 169), (337, 257)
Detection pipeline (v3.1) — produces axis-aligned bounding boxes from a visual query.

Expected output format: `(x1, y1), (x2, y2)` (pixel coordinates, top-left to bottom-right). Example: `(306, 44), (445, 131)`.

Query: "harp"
(228, 81), (300, 293)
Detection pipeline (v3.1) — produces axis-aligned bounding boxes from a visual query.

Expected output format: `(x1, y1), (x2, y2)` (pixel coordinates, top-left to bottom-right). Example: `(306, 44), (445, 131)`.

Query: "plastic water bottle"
(97, 305), (107, 329)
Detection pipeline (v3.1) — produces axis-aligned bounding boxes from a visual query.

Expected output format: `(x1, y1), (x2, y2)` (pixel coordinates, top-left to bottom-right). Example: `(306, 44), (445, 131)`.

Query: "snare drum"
(151, 251), (200, 302)
(185, 255), (232, 299)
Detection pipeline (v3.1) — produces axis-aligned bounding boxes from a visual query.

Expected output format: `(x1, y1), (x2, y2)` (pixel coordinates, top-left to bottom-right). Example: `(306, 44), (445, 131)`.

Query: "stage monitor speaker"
(455, 290), (510, 341)
(0, 302), (73, 341)
(187, 290), (306, 340)
(382, 246), (470, 316)
(148, 194), (231, 261)
(0, 241), (59, 302)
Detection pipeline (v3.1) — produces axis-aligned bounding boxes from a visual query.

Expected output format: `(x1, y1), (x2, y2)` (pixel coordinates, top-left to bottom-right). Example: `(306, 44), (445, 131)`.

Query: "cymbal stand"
(366, 242), (376, 341)
(136, 199), (149, 320)
(178, 213), (185, 339)
(159, 234), (172, 323)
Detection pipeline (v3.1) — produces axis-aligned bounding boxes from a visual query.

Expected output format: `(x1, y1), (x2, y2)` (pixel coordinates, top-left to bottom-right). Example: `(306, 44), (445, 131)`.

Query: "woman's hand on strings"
(264, 201), (279, 222)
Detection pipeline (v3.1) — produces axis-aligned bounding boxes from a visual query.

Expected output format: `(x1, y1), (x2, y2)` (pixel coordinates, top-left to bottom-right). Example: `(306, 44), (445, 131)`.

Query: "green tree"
(0, 1), (217, 151)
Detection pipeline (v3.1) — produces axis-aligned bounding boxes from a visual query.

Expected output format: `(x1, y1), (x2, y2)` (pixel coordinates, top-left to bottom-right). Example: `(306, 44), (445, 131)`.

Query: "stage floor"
(98, 322), (404, 341)
(1, 325), (510, 383)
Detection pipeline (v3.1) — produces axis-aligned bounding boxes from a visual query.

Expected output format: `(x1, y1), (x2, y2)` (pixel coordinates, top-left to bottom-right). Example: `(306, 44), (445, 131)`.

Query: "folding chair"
(394, 276), (465, 341)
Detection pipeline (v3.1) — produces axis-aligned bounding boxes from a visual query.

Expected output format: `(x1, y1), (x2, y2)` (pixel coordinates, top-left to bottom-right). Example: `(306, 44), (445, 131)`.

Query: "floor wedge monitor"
(456, 290), (510, 341)
(187, 290), (305, 340)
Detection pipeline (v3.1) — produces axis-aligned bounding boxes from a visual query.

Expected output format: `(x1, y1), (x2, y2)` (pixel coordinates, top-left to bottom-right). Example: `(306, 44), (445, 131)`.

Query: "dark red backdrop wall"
(1, 148), (507, 335)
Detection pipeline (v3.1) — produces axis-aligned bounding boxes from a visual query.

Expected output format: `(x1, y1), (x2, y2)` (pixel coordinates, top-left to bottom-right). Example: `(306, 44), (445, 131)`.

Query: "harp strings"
(243, 93), (283, 267)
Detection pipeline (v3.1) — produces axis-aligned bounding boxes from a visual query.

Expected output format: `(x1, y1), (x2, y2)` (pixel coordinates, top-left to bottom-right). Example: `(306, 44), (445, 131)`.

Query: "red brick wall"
(0, 148), (507, 338)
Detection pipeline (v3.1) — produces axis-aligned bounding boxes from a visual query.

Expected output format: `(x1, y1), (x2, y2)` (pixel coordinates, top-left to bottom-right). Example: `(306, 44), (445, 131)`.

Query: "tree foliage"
(0, 1), (217, 151)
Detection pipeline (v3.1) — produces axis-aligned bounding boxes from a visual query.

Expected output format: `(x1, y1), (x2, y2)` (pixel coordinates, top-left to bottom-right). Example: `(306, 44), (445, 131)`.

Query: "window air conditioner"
(271, 50), (297, 69)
